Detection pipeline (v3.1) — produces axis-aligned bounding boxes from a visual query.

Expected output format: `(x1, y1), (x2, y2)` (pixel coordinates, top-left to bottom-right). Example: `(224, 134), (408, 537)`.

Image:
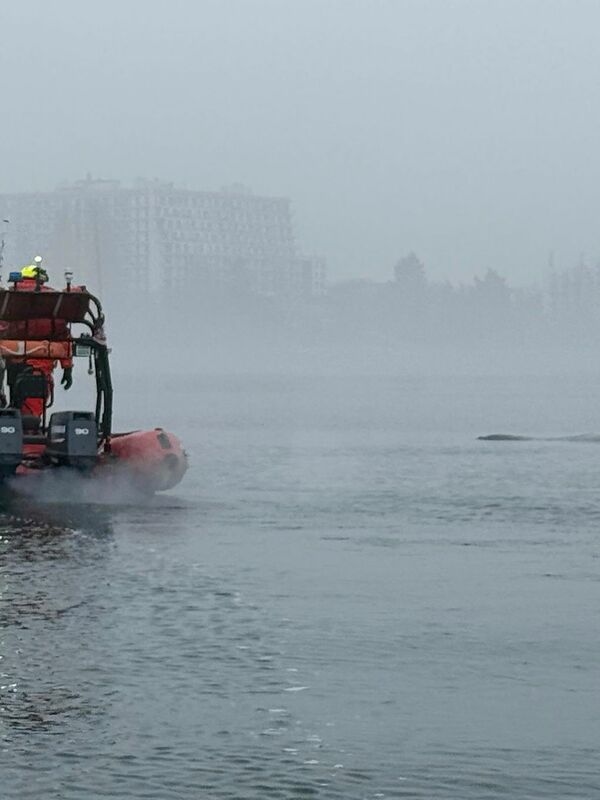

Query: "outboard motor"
(47, 411), (98, 470)
(0, 408), (23, 476)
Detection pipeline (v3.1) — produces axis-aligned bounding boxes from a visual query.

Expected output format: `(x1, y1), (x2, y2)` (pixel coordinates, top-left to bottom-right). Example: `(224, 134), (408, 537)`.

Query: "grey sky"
(1, 0), (599, 284)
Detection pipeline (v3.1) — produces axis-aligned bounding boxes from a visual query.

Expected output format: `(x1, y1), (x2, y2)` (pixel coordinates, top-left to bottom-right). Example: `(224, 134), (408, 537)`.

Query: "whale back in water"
(478, 433), (600, 442)
(478, 434), (532, 441)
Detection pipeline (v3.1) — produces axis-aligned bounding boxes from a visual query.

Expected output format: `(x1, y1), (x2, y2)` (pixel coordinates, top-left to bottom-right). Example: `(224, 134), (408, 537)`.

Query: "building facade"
(0, 177), (325, 299)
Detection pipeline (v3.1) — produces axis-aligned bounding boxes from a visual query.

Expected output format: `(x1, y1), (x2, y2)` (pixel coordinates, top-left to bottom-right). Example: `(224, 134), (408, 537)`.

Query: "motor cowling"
(47, 411), (98, 469)
(0, 409), (23, 475)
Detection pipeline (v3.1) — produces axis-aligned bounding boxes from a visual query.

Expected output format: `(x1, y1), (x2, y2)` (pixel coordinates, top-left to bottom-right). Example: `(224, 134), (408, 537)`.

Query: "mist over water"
(2, 0), (600, 796)
(2, 373), (600, 798)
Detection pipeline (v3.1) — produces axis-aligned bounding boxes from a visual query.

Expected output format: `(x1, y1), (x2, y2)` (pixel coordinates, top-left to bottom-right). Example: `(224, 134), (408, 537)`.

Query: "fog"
(104, 255), (600, 379)
(3, 0), (600, 286)
(3, 7), (600, 794)
(1, 1), (600, 379)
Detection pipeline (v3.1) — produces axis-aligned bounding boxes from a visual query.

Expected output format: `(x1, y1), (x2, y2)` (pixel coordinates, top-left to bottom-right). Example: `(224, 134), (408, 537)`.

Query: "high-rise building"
(0, 177), (325, 298)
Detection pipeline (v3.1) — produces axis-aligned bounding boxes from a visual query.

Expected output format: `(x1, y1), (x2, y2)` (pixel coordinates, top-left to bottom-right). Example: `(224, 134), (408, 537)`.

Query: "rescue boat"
(0, 267), (187, 492)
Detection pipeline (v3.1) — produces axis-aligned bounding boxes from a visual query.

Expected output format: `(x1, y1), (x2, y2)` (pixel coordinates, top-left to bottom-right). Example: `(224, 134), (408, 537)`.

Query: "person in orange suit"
(3, 263), (72, 418)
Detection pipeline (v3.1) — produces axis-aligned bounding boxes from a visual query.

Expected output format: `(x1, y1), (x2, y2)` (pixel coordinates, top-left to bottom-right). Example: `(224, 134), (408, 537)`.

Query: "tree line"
(323, 253), (600, 347)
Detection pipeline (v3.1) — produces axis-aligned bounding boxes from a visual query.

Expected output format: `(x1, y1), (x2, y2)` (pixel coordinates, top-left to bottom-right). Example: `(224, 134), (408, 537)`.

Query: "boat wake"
(7, 467), (155, 506)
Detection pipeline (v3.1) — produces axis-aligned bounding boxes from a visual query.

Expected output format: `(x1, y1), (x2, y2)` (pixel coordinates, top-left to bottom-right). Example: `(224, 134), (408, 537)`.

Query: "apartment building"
(0, 177), (324, 299)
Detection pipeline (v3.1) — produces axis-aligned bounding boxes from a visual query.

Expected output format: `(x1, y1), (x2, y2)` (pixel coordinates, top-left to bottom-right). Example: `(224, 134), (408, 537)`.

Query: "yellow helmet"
(21, 264), (49, 282)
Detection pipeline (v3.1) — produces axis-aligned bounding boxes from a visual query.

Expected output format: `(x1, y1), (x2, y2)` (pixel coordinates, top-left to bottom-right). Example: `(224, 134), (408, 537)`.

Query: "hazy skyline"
(2, 0), (600, 285)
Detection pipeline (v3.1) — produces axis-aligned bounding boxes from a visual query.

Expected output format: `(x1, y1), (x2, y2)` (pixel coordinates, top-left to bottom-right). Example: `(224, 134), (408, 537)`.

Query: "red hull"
(15, 427), (188, 494)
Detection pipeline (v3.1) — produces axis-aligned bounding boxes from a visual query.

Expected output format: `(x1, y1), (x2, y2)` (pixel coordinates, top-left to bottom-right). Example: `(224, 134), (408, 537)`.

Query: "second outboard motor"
(0, 408), (23, 476)
(47, 411), (98, 469)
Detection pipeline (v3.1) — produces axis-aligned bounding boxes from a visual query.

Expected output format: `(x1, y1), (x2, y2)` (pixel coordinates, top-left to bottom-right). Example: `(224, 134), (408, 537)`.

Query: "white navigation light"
(34, 255), (42, 265)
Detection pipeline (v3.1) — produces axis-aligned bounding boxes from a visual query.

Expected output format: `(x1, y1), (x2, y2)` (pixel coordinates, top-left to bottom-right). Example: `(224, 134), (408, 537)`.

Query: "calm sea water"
(1, 374), (600, 799)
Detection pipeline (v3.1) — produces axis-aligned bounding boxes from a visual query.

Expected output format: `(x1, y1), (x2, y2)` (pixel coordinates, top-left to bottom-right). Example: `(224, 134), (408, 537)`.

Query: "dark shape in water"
(478, 433), (600, 442)
(478, 434), (532, 441)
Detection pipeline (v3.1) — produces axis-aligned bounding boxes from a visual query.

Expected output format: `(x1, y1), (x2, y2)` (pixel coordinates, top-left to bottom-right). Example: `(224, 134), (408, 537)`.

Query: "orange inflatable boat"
(0, 267), (187, 493)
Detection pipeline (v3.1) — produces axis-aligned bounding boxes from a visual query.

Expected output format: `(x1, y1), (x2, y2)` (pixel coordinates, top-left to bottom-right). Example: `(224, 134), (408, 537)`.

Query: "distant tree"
(543, 256), (600, 341)
(472, 269), (510, 305)
(468, 269), (512, 340)
(393, 252), (427, 293)
(387, 253), (431, 341)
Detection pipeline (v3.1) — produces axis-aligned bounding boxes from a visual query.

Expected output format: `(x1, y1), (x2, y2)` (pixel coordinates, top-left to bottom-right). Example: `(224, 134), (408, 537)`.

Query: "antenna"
(33, 254), (43, 291)
(0, 219), (9, 279)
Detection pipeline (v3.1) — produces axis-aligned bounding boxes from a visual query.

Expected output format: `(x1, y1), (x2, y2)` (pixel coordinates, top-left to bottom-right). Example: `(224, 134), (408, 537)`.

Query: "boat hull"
(13, 428), (188, 494)
(105, 428), (188, 492)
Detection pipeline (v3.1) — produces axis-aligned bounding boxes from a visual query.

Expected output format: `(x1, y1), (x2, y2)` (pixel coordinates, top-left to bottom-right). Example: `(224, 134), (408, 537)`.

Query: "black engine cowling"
(47, 411), (98, 469)
(0, 409), (23, 475)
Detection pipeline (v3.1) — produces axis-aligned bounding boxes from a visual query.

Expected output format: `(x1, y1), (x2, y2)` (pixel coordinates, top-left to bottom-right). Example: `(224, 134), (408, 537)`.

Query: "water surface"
(1, 375), (599, 798)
